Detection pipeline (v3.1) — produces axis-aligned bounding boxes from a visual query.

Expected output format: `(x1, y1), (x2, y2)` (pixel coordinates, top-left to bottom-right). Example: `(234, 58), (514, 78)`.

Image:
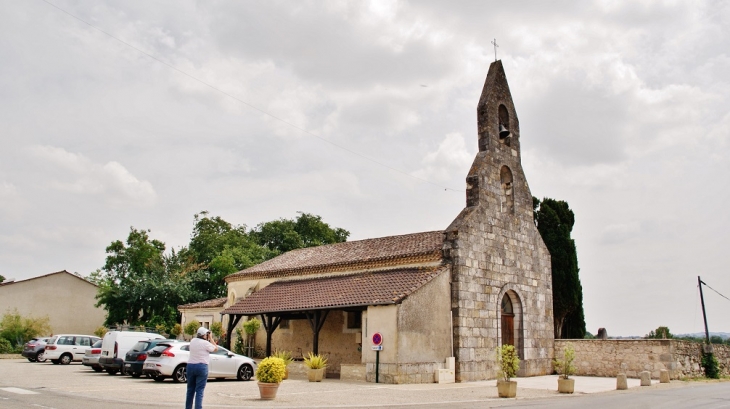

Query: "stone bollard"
(640, 371), (651, 386)
(616, 373), (628, 390)
(660, 369), (670, 383)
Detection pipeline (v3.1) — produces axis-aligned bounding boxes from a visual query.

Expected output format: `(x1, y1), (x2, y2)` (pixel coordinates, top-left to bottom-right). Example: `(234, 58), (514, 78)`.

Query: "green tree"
(252, 212), (349, 253)
(646, 326), (673, 339)
(0, 309), (52, 347)
(93, 228), (203, 327)
(0, 274), (5, 283)
(184, 212), (277, 300)
(710, 335), (723, 344)
(533, 197), (585, 339)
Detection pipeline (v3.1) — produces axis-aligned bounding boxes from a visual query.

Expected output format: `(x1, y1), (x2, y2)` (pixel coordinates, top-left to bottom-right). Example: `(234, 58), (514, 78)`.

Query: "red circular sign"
(372, 332), (383, 346)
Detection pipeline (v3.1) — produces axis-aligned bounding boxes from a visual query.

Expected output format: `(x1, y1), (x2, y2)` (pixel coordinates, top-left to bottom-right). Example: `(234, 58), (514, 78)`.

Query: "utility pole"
(698, 276), (710, 344)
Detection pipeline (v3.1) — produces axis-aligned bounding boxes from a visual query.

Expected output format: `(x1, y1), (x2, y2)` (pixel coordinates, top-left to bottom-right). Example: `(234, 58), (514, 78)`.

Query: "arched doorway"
(499, 289), (524, 358)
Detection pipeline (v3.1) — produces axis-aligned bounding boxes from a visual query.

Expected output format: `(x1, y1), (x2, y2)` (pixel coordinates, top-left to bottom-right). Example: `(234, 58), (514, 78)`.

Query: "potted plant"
(255, 357), (286, 400)
(273, 350), (294, 379)
(496, 344), (520, 398)
(303, 352), (327, 382)
(553, 343), (576, 393)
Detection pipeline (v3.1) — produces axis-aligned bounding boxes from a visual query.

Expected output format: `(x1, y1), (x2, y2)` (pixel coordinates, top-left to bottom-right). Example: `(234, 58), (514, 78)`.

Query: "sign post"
(371, 332), (383, 383)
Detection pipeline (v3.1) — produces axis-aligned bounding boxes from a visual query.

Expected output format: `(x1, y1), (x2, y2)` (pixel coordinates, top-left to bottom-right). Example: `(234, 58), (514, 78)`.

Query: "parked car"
(44, 334), (101, 365)
(82, 339), (104, 372)
(21, 337), (51, 362)
(123, 339), (182, 378)
(142, 342), (256, 383)
(99, 331), (165, 375)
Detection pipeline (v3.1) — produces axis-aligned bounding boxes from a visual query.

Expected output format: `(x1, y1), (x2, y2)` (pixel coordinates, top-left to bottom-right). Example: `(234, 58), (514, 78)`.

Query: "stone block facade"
(444, 61), (554, 382)
(365, 362), (445, 384)
(556, 339), (730, 379)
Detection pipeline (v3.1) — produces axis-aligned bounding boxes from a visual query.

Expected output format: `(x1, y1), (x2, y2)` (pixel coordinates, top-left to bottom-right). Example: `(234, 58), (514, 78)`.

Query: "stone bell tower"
(444, 60), (555, 382)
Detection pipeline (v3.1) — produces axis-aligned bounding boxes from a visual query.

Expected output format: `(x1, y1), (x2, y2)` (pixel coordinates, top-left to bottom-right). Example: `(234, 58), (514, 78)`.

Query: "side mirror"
(228, 353), (235, 358)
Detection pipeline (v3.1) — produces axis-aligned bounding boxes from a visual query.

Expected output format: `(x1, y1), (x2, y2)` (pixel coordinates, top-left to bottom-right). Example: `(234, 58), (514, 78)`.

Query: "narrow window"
(500, 166), (514, 214)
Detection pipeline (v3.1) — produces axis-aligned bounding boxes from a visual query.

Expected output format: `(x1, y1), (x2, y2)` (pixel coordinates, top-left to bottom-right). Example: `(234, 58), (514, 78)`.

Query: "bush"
(0, 338), (12, 354)
(0, 309), (51, 347)
(233, 327), (245, 355)
(303, 352), (327, 369)
(184, 320), (201, 338)
(243, 318), (261, 335)
(94, 326), (108, 338)
(273, 350), (293, 367)
(496, 344), (520, 382)
(170, 323), (182, 338)
(256, 357), (286, 383)
(702, 352), (720, 379)
(553, 343), (576, 379)
(210, 322), (223, 338)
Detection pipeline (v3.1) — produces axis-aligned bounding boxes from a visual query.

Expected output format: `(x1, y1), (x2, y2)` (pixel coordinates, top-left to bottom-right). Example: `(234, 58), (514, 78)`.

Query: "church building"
(182, 60), (554, 383)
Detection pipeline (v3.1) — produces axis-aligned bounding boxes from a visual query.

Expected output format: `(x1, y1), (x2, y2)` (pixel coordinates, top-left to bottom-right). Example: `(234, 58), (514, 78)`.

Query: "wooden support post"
(306, 310), (330, 355)
(224, 314), (243, 350)
(261, 314), (282, 357)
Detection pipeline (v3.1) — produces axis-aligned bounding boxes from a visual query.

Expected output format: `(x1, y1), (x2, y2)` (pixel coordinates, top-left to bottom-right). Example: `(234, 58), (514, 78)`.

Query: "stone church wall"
(556, 339), (730, 379)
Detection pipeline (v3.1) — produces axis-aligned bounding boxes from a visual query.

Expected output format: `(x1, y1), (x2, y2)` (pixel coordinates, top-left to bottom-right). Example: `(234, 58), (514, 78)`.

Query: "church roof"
(225, 231), (444, 282)
(178, 297), (227, 310)
(221, 266), (446, 315)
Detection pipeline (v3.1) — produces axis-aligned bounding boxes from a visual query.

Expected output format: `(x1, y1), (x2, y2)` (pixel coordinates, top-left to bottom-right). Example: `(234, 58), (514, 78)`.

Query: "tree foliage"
(93, 212), (349, 329)
(533, 197), (585, 339)
(646, 326), (673, 339)
(0, 274), (5, 283)
(0, 309), (52, 347)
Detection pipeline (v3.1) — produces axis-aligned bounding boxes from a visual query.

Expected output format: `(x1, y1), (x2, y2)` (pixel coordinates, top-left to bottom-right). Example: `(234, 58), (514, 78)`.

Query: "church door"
(501, 314), (514, 346)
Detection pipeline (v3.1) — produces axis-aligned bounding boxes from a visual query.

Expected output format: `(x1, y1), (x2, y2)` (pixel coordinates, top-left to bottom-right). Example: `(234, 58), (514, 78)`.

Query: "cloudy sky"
(1, 0), (729, 337)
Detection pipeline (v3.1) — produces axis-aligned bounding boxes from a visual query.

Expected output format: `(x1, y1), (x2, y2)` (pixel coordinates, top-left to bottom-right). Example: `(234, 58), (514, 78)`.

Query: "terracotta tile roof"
(178, 297), (227, 310)
(0, 270), (97, 287)
(225, 231), (444, 282)
(221, 266), (446, 315)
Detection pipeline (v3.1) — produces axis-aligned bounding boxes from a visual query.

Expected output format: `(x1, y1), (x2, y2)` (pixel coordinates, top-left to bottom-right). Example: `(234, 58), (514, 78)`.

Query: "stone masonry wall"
(445, 60), (554, 382)
(556, 339), (730, 379)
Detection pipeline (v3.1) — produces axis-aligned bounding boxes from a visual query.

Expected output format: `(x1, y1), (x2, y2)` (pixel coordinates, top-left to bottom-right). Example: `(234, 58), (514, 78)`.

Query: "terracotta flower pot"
(257, 382), (280, 400)
(497, 380), (517, 398)
(558, 377), (574, 394)
(308, 368), (325, 382)
(283, 367), (289, 380)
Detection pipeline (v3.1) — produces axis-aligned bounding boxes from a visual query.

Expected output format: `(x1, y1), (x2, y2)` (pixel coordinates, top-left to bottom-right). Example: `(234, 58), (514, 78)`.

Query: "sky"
(1, 0), (729, 337)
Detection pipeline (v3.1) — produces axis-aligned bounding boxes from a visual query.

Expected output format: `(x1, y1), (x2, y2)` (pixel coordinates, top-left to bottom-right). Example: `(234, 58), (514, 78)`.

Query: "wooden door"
(501, 314), (514, 346)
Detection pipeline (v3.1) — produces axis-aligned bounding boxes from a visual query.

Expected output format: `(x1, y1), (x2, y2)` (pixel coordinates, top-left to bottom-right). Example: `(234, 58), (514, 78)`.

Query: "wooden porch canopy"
(220, 266), (445, 355)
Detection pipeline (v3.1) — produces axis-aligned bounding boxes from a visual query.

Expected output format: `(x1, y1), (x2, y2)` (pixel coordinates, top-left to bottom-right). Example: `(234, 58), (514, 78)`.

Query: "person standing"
(186, 327), (218, 409)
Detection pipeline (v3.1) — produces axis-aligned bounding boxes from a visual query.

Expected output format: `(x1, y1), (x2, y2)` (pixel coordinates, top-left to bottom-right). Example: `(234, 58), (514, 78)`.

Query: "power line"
(701, 280), (730, 302)
(40, 0), (461, 192)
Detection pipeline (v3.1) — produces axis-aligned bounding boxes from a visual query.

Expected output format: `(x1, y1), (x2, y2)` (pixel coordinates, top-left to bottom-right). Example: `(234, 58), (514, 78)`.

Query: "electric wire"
(701, 281), (730, 302)
(40, 0), (460, 192)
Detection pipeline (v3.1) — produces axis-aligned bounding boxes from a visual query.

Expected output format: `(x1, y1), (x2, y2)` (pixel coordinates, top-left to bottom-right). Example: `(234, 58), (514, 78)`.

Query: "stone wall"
(555, 339), (730, 379)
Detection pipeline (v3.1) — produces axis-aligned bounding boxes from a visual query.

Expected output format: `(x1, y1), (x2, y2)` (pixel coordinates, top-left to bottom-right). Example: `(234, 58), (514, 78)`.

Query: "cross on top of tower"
(491, 38), (499, 61)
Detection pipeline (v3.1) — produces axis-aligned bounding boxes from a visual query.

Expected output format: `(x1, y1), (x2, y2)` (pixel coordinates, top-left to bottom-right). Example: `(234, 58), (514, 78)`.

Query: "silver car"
(142, 342), (256, 383)
(82, 340), (104, 371)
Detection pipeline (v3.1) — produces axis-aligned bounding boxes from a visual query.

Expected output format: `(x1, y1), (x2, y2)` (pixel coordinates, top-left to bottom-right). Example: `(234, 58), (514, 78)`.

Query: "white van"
(99, 331), (164, 375)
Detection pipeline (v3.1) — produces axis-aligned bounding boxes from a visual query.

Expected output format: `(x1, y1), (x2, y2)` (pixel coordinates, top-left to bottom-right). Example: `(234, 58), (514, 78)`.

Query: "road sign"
(372, 332), (383, 346)
(371, 345), (383, 351)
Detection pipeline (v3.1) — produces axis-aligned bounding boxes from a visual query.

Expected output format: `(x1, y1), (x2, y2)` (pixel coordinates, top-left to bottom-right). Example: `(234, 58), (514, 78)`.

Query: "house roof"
(178, 297), (227, 310)
(0, 270), (97, 287)
(221, 266), (446, 315)
(225, 231), (444, 282)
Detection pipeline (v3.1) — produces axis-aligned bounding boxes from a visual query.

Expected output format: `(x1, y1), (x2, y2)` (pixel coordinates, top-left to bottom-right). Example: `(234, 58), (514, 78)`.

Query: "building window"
(346, 311), (361, 330)
(279, 319), (290, 330)
(500, 166), (514, 214)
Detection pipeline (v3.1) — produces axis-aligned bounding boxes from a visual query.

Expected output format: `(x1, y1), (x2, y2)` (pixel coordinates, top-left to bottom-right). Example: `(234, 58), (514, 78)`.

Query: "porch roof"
(221, 266), (446, 315)
(178, 297), (227, 310)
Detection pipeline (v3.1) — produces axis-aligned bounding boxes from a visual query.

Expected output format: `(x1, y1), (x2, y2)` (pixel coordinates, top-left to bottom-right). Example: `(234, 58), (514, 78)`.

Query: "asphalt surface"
(1, 358), (728, 408)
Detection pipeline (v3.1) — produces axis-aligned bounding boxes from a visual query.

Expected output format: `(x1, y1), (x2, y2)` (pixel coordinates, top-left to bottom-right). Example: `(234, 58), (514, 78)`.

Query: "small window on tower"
(500, 166), (514, 214)
(498, 104), (511, 146)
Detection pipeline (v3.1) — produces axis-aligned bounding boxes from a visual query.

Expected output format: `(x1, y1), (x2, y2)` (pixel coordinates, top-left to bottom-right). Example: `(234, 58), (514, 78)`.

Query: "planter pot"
(307, 368), (325, 382)
(283, 367), (289, 380)
(558, 378), (575, 394)
(497, 380), (517, 398)
(257, 382), (280, 400)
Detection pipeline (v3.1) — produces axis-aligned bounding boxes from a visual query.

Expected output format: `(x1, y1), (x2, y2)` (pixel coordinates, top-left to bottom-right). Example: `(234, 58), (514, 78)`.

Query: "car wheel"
(237, 364), (254, 381)
(36, 351), (46, 362)
(172, 365), (187, 383)
(92, 366), (103, 372)
(59, 354), (72, 365)
(51, 359), (60, 364)
(27, 357), (36, 362)
(131, 372), (142, 378)
(106, 368), (119, 375)
(152, 375), (165, 382)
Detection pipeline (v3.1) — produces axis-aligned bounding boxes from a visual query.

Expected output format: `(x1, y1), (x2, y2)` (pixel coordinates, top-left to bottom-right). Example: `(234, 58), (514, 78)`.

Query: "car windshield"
(131, 341), (149, 352)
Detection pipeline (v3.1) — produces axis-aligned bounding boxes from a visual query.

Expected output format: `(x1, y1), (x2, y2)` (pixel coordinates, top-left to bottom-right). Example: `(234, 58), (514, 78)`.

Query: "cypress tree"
(533, 197), (585, 339)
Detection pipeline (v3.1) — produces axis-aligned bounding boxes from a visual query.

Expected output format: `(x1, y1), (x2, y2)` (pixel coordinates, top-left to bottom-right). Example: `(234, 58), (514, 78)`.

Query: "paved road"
(1, 358), (728, 408)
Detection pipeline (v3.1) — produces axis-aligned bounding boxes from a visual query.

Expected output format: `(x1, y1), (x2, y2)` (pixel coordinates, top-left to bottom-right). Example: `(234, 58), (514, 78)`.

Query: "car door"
(209, 347), (237, 378)
(73, 337), (91, 360)
(57, 336), (75, 357)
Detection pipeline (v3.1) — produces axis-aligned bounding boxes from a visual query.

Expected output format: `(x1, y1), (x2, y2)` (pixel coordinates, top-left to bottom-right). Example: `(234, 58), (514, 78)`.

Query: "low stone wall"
(365, 362), (444, 384)
(341, 364), (366, 382)
(555, 339), (730, 379)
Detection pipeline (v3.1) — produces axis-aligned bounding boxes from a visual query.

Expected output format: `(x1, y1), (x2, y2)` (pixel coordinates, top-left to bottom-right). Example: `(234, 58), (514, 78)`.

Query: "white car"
(142, 342), (257, 383)
(44, 334), (101, 365)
